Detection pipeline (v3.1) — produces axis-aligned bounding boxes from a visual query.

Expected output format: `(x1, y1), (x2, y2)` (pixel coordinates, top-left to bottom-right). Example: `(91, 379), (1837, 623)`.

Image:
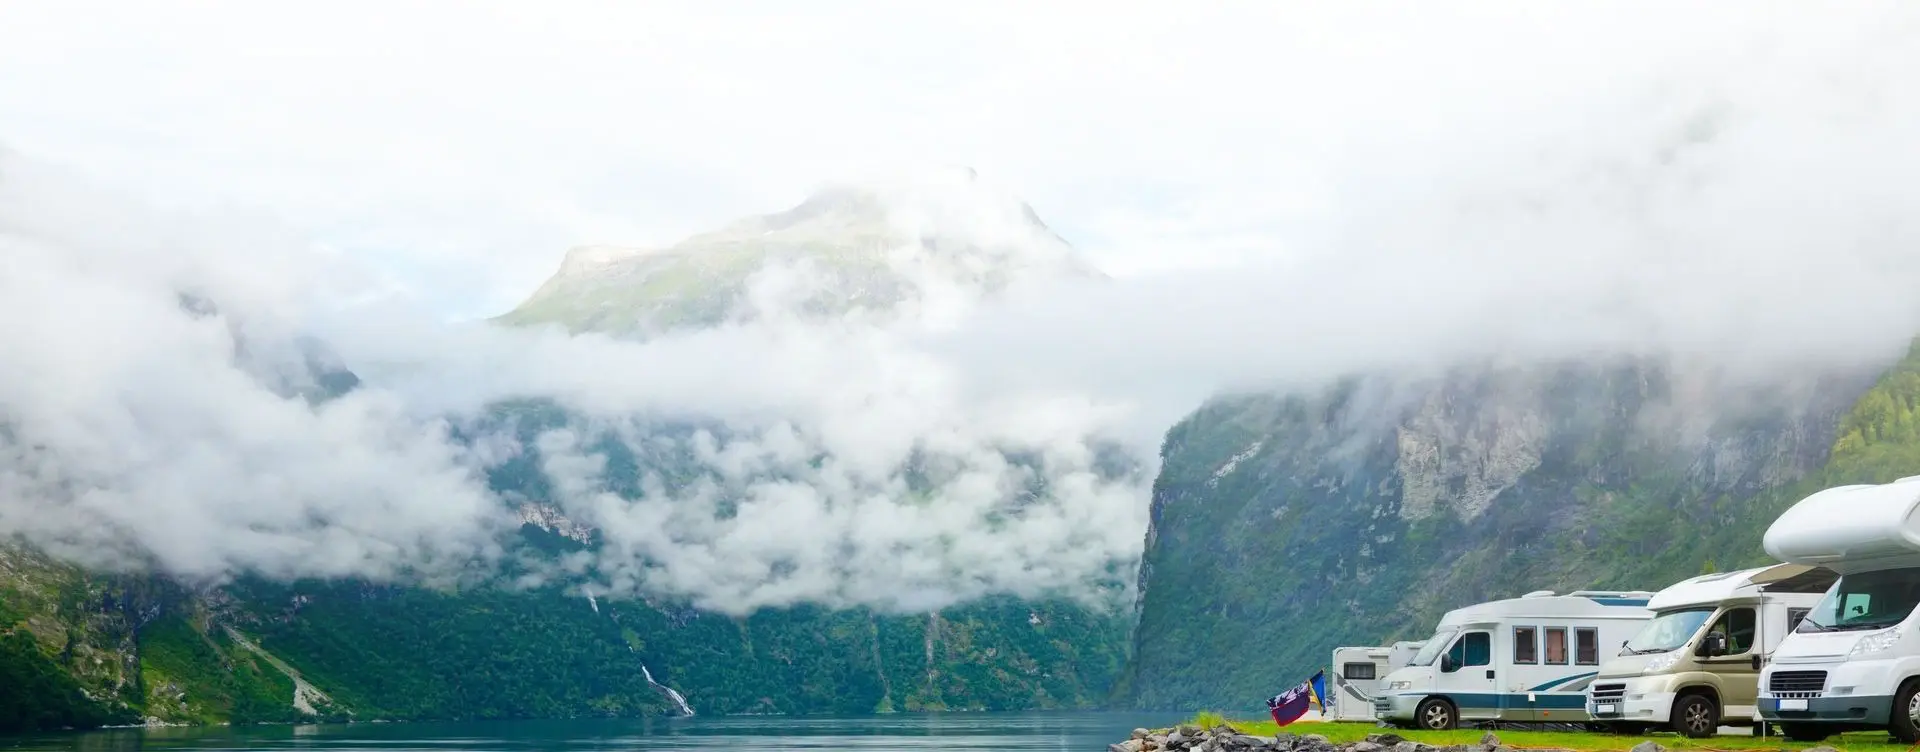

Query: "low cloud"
(4, 6), (1920, 615)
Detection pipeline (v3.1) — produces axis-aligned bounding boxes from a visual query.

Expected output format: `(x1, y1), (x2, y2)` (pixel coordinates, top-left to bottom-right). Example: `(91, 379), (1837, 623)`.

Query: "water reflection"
(1, 711), (1189, 751)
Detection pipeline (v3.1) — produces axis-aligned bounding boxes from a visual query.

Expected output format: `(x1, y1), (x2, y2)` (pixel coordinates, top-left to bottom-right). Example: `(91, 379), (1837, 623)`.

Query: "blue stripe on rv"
(1528, 672), (1598, 692)
(1435, 693), (1590, 711)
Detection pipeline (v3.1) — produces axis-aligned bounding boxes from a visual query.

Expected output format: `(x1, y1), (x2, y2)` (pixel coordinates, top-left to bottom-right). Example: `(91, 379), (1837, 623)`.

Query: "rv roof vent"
(1521, 590), (1556, 598)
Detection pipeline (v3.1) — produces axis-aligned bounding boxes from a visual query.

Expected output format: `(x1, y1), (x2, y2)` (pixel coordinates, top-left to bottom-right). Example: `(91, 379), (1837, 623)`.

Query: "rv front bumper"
(1759, 695), (1894, 725)
(1588, 676), (1678, 723)
(1373, 693), (1421, 721)
(1589, 691), (1676, 723)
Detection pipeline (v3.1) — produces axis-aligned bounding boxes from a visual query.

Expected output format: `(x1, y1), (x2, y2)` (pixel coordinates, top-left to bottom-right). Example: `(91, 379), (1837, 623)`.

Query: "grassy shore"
(1176, 716), (1913, 752)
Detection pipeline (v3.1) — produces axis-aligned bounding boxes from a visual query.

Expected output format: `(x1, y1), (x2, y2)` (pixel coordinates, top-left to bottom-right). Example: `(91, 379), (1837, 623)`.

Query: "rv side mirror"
(1751, 655), (1763, 670)
(1699, 633), (1728, 658)
(1440, 654), (1458, 673)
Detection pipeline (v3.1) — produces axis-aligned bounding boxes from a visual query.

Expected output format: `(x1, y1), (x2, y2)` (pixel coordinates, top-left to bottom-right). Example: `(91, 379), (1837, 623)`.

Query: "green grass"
(1175, 717), (1914, 752)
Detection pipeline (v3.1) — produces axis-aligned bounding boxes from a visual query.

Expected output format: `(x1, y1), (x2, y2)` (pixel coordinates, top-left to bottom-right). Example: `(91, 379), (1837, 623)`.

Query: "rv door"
(1438, 629), (1497, 721)
(1695, 606), (1762, 713)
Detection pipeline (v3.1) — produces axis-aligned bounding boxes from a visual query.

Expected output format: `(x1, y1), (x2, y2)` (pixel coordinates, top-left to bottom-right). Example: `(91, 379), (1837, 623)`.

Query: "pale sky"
(5, 1), (1889, 320)
(8, 1), (1920, 610)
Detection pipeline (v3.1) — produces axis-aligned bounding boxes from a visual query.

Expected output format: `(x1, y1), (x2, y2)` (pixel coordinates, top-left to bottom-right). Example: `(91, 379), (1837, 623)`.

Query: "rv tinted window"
(1463, 631), (1490, 667)
(1575, 627), (1599, 665)
(1513, 626), (1538, 664)
(1343, 662), (1377, 680)
(1706, 607), (1757, 655)
(1544, 627), (1568, 664)
(1798, 567), (1920, 633)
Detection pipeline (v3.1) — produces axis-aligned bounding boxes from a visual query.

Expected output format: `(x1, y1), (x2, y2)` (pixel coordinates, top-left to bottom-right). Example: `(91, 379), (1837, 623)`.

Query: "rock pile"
(1111, 728), (1851, 752)
(1111, 729), (1678, 752)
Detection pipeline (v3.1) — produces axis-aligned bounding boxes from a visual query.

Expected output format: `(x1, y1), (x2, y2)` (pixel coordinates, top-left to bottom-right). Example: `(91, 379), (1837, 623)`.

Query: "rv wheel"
(1891, 680), (1920, 744)
(1416, 698), (1458, 731)
(1670, 693), (1719, 739)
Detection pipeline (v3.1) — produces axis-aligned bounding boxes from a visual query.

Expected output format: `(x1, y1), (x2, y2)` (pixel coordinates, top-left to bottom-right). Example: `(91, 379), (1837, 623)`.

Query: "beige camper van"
(1586, 564), (1835, 737)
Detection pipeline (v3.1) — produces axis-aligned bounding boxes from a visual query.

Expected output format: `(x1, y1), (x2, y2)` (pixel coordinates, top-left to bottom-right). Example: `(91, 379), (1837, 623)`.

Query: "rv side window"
(1343, 662), (1377, 681)
(1575, 627), (1599, 665)
(1544, 627), (1568, 665)
(1513, 626), (1538, 664)
(1463, 632), (1490, 667)
(1444, 632), (1492, 672)
(1706, 607), (1757, 655)
(1787, 608), (1811, 633)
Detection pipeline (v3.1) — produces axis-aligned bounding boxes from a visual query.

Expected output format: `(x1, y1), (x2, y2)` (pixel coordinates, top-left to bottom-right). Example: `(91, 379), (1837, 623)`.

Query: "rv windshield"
(1409, 628), (1458, 666)
(1797, 567), (1920, 633)
(1624, 607), (1715, 654)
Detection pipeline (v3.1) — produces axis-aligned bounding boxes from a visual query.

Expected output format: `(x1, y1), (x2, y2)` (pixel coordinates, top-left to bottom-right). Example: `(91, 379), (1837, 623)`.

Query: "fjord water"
(0, 712), (1189, 751)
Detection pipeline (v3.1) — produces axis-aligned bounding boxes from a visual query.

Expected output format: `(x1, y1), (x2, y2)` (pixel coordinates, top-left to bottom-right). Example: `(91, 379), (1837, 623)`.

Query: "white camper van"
(1330, 642), (1427, 722)
(1755, 475), (1920, 743)
(1373, 590), (1656, 730)
(1585, 564), (1834, 737)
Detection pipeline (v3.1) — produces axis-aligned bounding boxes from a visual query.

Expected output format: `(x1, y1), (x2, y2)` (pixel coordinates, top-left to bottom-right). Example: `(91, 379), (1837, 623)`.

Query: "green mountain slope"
(1121, 346), (1920, 711)
(0, 541), (1128, 732)
(0, 172), (1133, 732)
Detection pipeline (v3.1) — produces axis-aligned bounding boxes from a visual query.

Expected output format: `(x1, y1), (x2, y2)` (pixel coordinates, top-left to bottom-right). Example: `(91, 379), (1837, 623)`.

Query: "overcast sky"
(6, 1), (1900, 320)
(7, 2), (1920, 610)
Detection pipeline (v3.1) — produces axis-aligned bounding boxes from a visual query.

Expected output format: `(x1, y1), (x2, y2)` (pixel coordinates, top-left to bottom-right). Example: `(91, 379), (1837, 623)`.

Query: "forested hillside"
(0, 534), (1128, 732)
(1122, 342), (1920, 710)
(0, 173), (1135, 733)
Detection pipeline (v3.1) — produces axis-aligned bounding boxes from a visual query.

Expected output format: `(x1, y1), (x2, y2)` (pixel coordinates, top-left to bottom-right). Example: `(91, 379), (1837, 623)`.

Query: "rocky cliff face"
(1121, 352), (1905, 710)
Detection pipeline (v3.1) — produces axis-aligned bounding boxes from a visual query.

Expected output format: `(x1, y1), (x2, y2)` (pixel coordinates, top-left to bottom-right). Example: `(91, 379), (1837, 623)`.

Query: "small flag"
(1267, 670), (1326, 726)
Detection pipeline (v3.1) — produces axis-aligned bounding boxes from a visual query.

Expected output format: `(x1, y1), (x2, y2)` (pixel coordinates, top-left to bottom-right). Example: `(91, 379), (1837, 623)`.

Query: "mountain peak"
(498, 168), (1100, 336)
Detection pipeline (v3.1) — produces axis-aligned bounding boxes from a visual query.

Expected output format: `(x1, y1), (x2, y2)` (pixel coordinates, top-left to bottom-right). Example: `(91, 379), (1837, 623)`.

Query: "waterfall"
(641, 664), (694, 716)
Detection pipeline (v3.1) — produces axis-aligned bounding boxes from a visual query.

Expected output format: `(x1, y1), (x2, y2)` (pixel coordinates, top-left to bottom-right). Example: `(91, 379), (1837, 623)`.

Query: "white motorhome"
(1585, 563), (1834, 737)
(1755, 475), (1920, 743)
(1330, 641), (1427, 721)
(1373, 590), (1656, 730)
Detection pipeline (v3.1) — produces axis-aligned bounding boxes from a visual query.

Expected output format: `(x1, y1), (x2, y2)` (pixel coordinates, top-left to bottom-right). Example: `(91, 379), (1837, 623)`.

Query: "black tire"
(1892, 680), (1920, 744)
(1416, 697), (1459, 731)
(1671, 693), (1719, 739)
(1779, 723), (1831, 743)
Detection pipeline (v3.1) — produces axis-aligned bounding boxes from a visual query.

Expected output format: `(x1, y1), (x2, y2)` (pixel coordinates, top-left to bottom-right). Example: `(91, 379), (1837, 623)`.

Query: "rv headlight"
(1850, 628), (1903, 657)
(1643, 651), (1682, 673)
(1387, 681), (1413, 690)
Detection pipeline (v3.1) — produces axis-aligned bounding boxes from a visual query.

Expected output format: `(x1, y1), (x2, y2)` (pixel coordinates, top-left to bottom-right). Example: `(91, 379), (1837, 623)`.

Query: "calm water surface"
(0, 712), (1189, 752)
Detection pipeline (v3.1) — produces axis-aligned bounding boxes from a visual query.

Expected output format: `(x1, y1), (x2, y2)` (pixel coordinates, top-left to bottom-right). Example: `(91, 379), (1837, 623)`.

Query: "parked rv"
(1585, 563), (1834, 738)
(1755, 475), (1920, 743)
(1373, 589), (1656, 730)
(1330, 641), (1427, 722)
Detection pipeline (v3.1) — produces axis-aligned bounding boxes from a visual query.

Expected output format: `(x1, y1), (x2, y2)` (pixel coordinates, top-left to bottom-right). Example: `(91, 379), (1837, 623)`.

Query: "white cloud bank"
(4, 3), (1920, 614)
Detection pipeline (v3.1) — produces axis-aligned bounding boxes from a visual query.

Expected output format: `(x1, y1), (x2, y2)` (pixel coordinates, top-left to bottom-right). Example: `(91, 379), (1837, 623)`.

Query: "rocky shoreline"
(1110, 727), (1843, 752)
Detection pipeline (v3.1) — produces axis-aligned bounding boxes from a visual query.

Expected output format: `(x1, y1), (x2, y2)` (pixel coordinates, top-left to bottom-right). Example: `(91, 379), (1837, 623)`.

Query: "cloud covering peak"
(4, 3), (1920, 616)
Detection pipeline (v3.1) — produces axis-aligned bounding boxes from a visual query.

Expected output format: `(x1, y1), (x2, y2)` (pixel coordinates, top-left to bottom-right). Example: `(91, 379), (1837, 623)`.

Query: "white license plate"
(1595, 704), (1617, 714)
(1779, 699), (1809, 711)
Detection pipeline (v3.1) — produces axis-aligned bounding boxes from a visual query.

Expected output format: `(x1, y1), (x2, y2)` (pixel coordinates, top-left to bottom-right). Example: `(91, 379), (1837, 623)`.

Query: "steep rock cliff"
(1122, 350), (1914, 710)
